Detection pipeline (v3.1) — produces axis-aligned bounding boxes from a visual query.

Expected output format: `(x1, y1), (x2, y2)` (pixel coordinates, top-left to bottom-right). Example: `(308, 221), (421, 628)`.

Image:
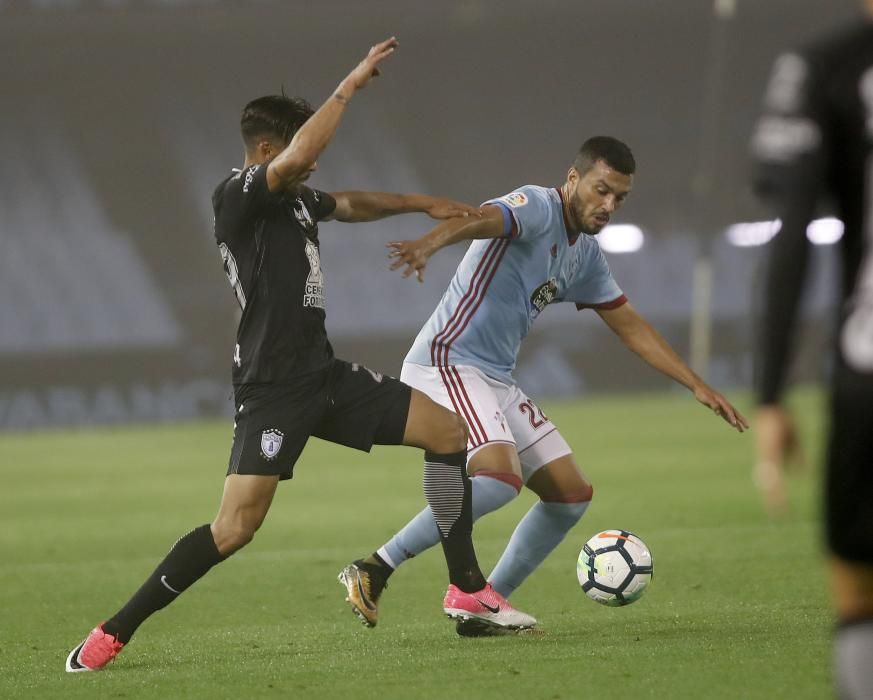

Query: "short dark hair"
(574, 136), (636, 176)
(240, 95), (314, 151)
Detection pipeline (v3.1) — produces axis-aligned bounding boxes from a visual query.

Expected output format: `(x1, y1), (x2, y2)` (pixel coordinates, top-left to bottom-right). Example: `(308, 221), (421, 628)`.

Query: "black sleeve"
(750, 50), (830, 405)
(223, 164), (282, 219)
(307, 188), (337, 221)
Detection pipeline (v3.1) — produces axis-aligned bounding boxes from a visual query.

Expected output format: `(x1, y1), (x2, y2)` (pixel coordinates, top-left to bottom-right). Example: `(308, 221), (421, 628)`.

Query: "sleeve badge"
(501, 192), (529, 208)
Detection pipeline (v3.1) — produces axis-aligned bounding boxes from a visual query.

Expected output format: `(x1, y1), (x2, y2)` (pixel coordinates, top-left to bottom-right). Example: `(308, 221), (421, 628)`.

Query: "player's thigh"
(402, 391), (521, 476)
(228, 382), (326, 482)
(312, 359), (413, 450)
(402, 389), (468, 454)
(467, 442), (522, 478)
(830, 556), (873, 619)
(400, 363), (517, 459)
(503, 385), (573, 484)
(525, 453), (593, 503)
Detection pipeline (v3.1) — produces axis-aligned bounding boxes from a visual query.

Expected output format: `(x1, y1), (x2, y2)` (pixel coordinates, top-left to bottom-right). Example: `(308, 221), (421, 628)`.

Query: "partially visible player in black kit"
(65, 37), (534, 673)
(751, 4), (873, 698)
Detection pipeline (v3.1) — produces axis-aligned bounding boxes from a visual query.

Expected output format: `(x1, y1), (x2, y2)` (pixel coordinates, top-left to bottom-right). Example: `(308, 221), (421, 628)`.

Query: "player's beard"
(572, 194), (603, 236)
(579, 220), (603, 236)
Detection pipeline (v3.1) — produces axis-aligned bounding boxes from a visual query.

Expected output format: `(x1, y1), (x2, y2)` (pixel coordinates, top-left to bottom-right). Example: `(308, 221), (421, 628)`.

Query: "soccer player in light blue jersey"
(338, 137), (748, 634)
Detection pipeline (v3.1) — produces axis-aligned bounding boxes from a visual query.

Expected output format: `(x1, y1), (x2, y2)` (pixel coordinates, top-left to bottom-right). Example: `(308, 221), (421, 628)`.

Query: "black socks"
(103, 524), (225, 643)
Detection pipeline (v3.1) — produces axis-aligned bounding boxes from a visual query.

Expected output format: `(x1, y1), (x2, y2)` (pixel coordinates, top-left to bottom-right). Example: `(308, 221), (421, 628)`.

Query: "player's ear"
(567, 166), (579, 187)
(259, 140), (275, 160)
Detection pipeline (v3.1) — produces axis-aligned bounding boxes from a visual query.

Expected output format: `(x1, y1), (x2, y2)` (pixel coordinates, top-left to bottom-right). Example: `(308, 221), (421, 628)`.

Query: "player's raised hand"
(693, 384), (749, 433)
(426, 200), (483, 221)
(388, 239), (431, 283)
(345, 37), (399, 91)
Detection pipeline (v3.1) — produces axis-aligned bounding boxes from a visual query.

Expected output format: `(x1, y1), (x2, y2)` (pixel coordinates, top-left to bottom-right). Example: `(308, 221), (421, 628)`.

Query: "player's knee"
(428, 410), (468, 454)
(211, 519), (257, 556)
(548, 479), (594, 506)
(449, 412), (470, 451)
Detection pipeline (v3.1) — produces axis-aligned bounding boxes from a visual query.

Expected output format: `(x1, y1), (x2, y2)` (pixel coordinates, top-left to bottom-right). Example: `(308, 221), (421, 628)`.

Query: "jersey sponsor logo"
(501, 192), (528, 208)
(530, 277), (558, 313)
(303, 239), (325, 308)
(260, 429), (284, 460)
(242, 165), (260, 193)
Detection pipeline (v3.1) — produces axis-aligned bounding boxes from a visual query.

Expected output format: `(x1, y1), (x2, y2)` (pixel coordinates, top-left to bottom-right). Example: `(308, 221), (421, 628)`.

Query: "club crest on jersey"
(260, 429), (284, 460)
(501, 192), (528, 208)
(293, 199), (315, 229)
(530, 277), (558, 313)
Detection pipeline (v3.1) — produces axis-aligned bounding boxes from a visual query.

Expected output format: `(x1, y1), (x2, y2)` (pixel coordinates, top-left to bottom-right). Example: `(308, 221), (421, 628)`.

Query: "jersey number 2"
(519, 399), (549, 429)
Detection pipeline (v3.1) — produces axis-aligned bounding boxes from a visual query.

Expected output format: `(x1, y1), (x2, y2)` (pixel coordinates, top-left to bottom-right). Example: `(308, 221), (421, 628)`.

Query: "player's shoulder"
(212, 168), (241, 212)
(297, 184), (326, 207)
(493, 184), (556, 211)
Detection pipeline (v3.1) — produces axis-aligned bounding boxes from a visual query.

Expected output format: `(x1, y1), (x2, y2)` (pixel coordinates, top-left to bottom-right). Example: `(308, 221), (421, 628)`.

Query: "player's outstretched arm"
(387, 204), (505, 282)
(597, 302), (749, 432)
(266, 37), (398, 192)
(324, 191), (479, 223)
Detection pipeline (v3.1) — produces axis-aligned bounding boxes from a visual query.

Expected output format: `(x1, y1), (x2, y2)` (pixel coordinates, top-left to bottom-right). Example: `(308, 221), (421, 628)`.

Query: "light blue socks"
(378, 475), (519, 569)
(489, 500), (590, 598)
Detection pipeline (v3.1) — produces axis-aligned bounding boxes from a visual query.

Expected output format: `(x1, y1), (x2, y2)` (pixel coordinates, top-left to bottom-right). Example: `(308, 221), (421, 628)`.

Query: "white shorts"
(400, 362), (572, 483)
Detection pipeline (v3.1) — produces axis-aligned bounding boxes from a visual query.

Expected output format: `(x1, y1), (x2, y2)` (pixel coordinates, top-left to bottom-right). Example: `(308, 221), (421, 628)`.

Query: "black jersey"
(212, 164), (337, 385)
(752, 19), (873, 403)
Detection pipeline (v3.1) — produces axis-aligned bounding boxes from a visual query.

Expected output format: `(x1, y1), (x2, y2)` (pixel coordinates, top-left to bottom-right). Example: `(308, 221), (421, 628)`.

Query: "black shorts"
(227, 359), (412, 481)
(825, 380), (873, 564)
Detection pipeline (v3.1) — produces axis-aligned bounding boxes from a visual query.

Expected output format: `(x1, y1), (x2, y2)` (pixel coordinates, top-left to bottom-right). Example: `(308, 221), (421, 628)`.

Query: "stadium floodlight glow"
(806, 217), (844, 245)
(725, 217), (844, 247)
(597, 224), (644, 253)
(725, 219), (782, 247)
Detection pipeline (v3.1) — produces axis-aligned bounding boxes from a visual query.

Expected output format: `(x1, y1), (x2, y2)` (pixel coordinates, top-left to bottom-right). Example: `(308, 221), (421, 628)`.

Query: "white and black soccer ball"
(576, 529), (653, 606)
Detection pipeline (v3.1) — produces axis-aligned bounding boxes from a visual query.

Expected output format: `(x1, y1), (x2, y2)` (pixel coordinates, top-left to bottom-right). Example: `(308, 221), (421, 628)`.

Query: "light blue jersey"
(405, 185), (627, 384)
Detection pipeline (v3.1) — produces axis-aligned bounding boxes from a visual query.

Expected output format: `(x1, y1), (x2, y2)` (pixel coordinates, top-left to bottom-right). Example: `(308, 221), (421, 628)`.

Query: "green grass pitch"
(0, 388), (831, 699)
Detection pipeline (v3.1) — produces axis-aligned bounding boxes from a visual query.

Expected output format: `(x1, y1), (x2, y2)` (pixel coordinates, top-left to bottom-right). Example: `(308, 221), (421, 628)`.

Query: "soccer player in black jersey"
(752, 5), (873, 697)
(65, 37), (534, 673)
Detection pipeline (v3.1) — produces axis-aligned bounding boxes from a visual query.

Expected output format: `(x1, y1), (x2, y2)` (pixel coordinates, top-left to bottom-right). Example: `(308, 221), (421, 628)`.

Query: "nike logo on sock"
(476, 598), (500, 614)
(160, 575), (181, 594)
